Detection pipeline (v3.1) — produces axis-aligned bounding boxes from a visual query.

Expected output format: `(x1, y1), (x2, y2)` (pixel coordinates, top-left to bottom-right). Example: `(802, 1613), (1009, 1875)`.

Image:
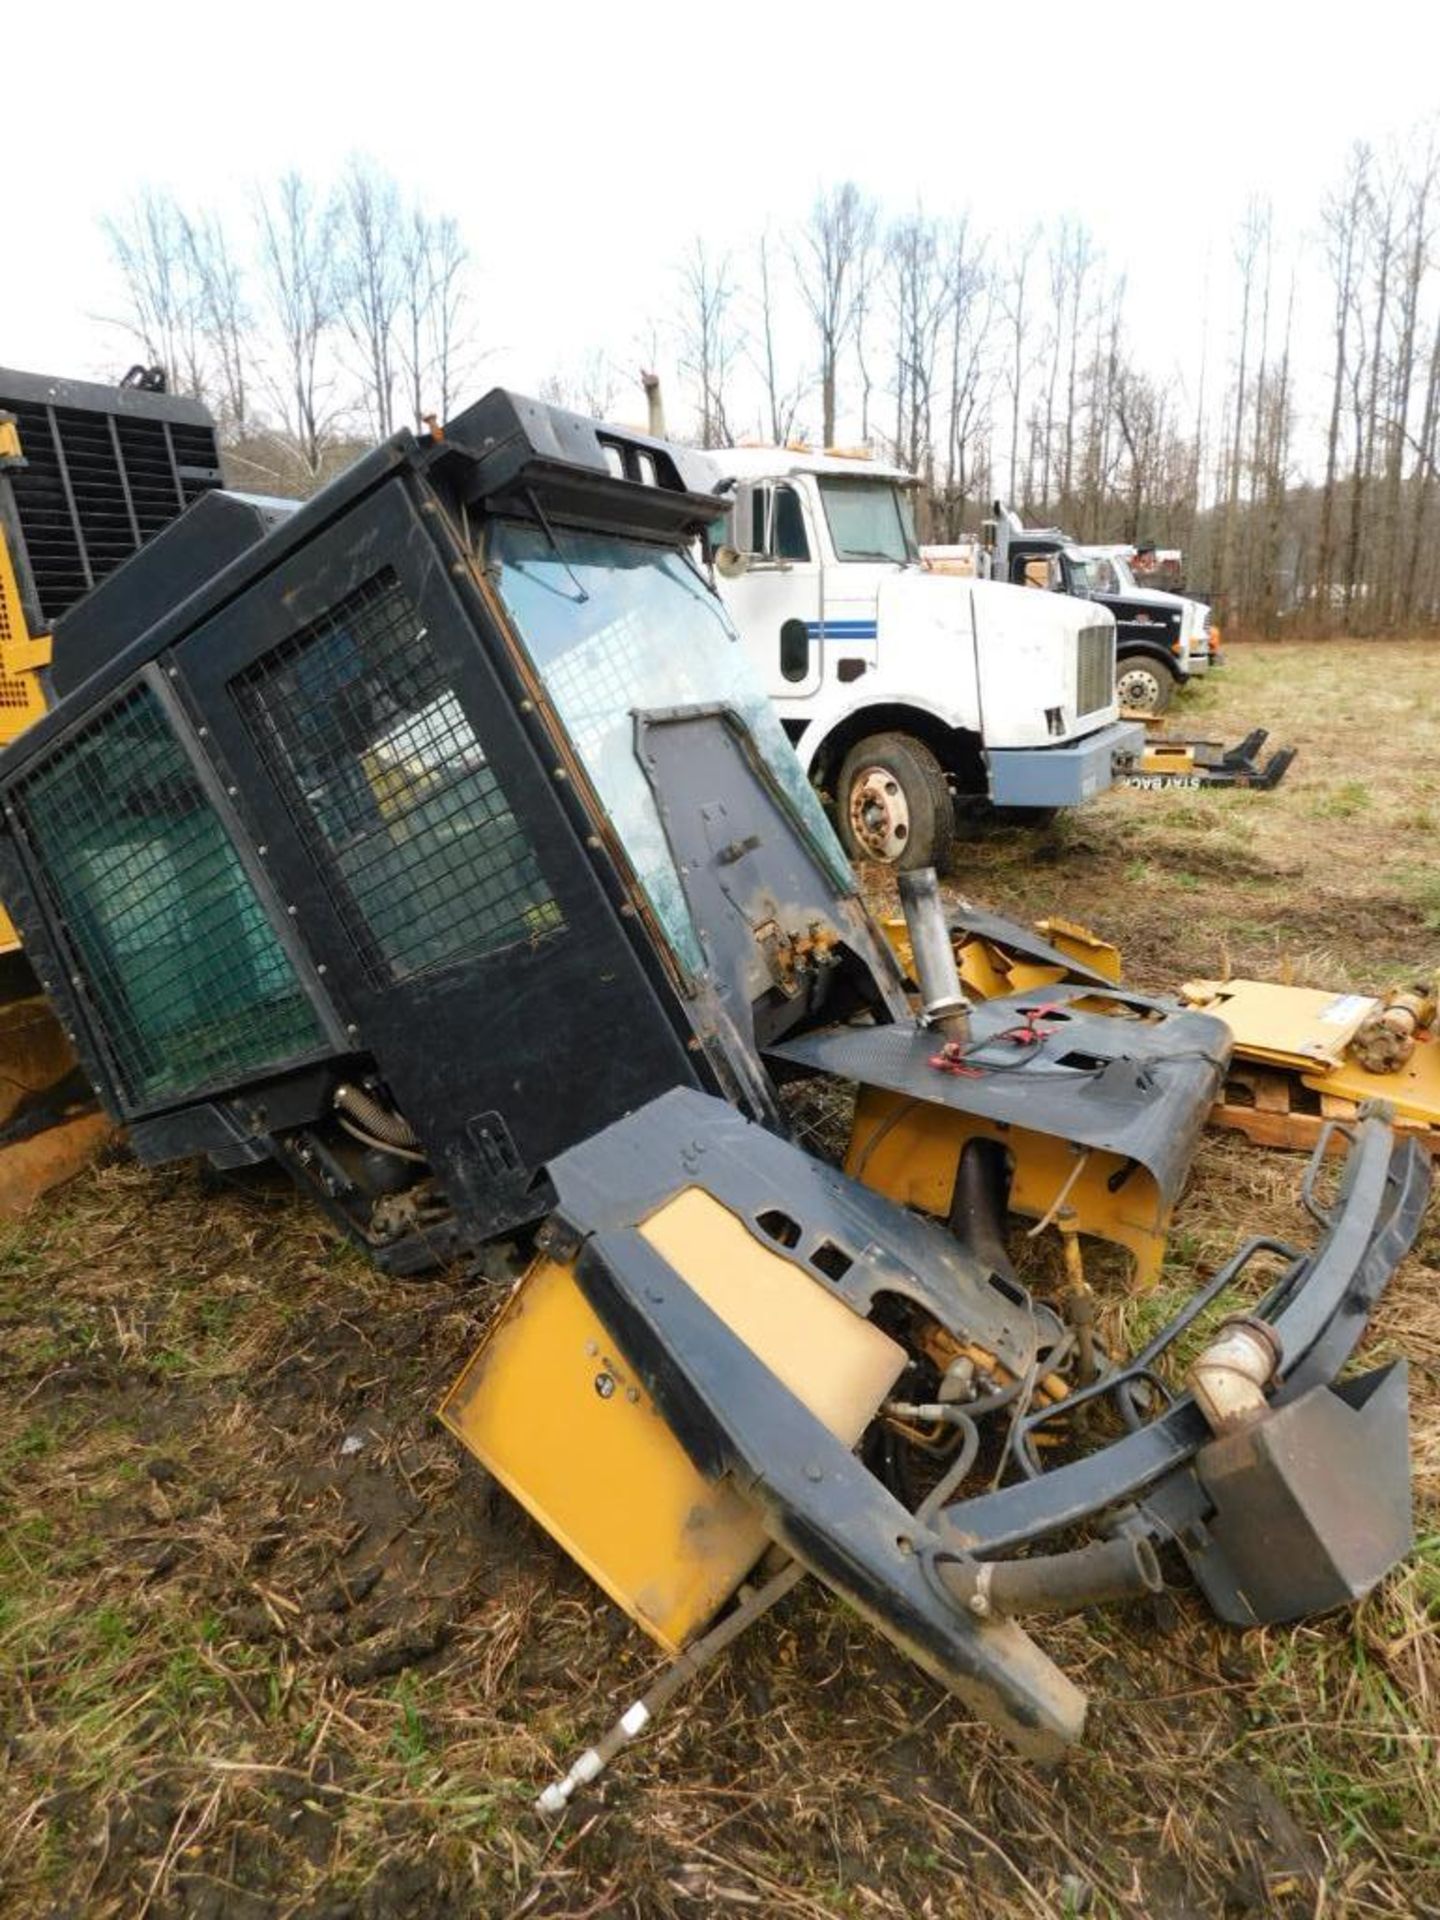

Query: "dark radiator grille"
(234, 569), (562, 986)
(10, 681), (324, 1108)
(0, 379), (222, 624)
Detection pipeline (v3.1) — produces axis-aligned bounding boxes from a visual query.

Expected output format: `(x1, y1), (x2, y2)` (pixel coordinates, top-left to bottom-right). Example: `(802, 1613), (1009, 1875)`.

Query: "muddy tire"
(835, 733), (955, 872)
(1116, 654), (1177, 715)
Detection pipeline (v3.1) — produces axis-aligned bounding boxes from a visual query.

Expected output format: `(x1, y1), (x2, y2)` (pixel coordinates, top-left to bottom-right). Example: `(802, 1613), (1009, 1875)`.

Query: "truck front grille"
(1076, 623), (1115, 717)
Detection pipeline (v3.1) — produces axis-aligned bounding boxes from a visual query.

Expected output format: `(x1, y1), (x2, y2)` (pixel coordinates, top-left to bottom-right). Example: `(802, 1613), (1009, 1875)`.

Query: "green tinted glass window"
(13, 682), (325, 1107)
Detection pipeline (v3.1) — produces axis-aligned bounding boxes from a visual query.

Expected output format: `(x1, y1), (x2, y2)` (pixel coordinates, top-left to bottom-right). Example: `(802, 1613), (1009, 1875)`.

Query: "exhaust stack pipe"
(898, 867), (972, 1043)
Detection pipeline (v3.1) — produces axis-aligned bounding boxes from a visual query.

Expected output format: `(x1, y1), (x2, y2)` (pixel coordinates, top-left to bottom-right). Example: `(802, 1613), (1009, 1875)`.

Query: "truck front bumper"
(987, 719), (1146, 808)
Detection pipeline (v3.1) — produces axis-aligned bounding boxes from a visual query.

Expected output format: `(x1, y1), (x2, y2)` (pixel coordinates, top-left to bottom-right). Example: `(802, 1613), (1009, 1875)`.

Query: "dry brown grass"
(1, 640), (1437, 1919)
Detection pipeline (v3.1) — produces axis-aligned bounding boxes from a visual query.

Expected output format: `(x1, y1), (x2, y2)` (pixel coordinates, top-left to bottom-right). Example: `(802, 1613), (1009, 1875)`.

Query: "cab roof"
(706, 445), (917, 486)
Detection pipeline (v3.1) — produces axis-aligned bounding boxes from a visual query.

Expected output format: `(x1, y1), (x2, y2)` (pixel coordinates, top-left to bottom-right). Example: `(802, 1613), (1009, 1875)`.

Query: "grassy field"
(1, 641), (1437, 1919)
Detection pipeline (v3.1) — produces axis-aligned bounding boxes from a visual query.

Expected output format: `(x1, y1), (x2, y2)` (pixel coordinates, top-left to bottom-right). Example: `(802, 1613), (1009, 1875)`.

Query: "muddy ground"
(1, 640), (1437, 1918)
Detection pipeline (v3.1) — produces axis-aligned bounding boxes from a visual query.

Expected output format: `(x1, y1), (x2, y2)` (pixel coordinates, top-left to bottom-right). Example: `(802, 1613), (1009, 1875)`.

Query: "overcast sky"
(8, 0), (1440, 449)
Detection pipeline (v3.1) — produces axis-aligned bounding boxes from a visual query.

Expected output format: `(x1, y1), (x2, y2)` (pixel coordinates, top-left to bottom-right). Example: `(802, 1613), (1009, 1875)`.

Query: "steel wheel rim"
(848, 766), (911, 862)
(1117, 665), (1163, 712)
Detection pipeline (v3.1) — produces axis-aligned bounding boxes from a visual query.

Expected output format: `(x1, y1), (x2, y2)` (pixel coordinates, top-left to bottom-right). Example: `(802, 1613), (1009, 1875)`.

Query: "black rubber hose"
(947, 1137), (1016, 1283)
(933, 1533), (1163, 1620)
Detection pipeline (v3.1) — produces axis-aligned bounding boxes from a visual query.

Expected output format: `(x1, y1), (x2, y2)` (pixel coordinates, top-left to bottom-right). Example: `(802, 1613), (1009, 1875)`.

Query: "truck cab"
(985, 508), (1214, 715)
(704, 449), (1141, 870)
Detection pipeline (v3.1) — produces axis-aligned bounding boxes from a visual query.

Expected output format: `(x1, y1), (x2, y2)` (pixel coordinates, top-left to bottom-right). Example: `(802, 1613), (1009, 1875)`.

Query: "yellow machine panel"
(1185, 976), (1440, 1151)
(1033, 918), (1123, 983)
(638, 1188), (905, 1445)
(883, 914), (1122, 1004)
(846, 1088), (1170, 1287)
(0, 490), (54, 956)
(440, 1191), (906, 1651)
(1181, 978), (1378, 1071)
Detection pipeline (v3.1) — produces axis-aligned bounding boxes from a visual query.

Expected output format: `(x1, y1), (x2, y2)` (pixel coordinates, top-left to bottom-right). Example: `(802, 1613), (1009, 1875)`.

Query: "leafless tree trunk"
(999, 230), (1038, 505)
(182, 212), (250, 433)
(1216, 201), (1266, 616)
(793, 182), (875, 444)
(255, 173), (341, 481)
(752, 230), (805, 443)
(335, 160), (402, 439)
(103, 189), (207, 397)
(396, 210), (473, 430)
(677, 238), (738, 448)
(1316, 146), (1368, 630)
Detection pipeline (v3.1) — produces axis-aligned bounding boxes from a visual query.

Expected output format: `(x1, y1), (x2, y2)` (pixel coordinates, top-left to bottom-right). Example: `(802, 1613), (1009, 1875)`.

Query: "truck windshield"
(487, 523), (851, 972)
(817, 478), (917, 564)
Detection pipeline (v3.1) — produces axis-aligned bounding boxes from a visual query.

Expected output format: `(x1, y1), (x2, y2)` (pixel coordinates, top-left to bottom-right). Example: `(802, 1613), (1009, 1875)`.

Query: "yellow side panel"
(441, 1191), (907, 1651)
(1301, 1039), (1440, 1130)
(441, 1256), (771, 1652)
(638, 1188), (906, 1447)
(0, 519), (52, 954)
(882, 914), (1123, 1001)
(846, 1088), (1169, 1288)
(1033, 917), (1123, 984)
(0, 527), (52, 745)
(1182, 978), (1378, 1072)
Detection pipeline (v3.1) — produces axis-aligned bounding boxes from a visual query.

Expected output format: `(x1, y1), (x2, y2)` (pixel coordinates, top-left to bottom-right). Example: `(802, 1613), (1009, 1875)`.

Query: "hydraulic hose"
(333, 1082), (421, 1150)
(932, 1532), (1162, 1620)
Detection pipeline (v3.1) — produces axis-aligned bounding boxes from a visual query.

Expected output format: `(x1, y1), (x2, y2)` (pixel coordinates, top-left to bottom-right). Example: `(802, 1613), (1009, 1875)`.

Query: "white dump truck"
(703, 447), (1142, 869)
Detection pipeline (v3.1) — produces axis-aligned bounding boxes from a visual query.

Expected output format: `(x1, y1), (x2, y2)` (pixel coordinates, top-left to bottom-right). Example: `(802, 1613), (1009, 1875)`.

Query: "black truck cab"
(982, 506), (1196, 713)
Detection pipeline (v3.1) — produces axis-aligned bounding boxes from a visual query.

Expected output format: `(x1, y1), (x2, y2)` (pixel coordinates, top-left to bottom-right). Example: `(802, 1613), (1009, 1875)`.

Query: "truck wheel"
(836, 733), (954, 871)
(1116, 656), (1176, 715)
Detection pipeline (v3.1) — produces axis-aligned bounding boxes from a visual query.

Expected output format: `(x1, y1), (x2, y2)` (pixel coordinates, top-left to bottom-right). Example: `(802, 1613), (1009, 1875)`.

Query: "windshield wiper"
(524, 485), (590, 604)
(843, 548), (905, 563)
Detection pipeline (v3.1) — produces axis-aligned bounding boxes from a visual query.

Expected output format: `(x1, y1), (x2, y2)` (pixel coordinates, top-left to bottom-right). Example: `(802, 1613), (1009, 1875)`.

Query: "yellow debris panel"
(441, 1190), (905, 1651)
(1182, 978), (1379, 1072)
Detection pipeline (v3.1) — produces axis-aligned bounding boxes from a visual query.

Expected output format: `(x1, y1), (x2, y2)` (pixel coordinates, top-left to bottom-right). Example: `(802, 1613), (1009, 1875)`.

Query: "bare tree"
(998, 228), (1039, 505)
(1216, 200), (1268, 612)
(183, 211), (251, 432)
(886, 210), (950, 480)
(397, 209), (473, 430)
(539, 348), (621, 421)
(255, 173), (341, 480)
(938, 216), (990, 536)
(794, 182), (875, 444)
(335, 160), (402, 438)
(677, 237), (738, 448)
(751, 230), (806, 443)
(103, 188), (207, 396)
(1315, 151), (1368, 627)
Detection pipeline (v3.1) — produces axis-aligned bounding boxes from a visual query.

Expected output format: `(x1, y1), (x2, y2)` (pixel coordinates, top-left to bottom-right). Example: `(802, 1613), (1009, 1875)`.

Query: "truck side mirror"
(715, 546), (751, 579)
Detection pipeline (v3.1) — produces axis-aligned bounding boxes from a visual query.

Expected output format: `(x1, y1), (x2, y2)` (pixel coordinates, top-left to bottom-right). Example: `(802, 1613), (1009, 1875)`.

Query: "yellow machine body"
(1184, 977), (1440, 1151)
(0, 416), (116, 1210)
(845, 1087), (1170, 1287)
(882, 913), (1122, 1003)
(440, 1188), (905, 1651)
(0, 464), (52, 952)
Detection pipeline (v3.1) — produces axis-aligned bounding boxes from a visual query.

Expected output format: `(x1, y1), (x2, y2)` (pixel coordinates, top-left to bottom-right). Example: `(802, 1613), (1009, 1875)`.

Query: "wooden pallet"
(1209, 1063), (1440, 1156)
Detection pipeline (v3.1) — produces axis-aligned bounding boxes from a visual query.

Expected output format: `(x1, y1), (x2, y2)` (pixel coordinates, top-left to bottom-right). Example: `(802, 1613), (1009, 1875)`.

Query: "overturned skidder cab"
(0, 392), (1427, 1791)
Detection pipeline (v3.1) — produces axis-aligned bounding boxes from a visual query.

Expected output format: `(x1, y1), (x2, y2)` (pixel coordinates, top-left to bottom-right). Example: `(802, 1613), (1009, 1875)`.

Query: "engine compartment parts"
(1122, 727), (1296, 792)
(770, 982), (1231, 1287)
(444, 1088), (1427, 1795)
(1184, 976), (1440, 1153)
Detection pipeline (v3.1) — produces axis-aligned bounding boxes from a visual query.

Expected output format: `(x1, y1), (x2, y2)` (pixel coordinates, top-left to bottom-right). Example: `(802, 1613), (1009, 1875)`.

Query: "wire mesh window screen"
(11, 682), (325, 1107)
(233, 569), (562, 985)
